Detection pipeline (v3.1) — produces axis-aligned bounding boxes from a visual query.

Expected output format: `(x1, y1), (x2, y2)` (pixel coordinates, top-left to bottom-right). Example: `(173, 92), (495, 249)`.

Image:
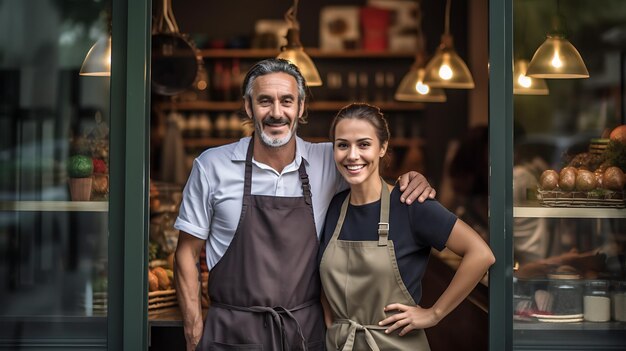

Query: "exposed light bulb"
(438, 64), (452, 80)
(415, 81), (430, 95)
(197, 80), (208, 90)
(517, 74), (532, 88)
(551, 52), (562, 68)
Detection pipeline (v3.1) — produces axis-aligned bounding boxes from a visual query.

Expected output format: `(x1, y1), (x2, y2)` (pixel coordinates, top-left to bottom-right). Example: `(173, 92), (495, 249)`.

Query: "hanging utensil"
(152, 0), (203, 96)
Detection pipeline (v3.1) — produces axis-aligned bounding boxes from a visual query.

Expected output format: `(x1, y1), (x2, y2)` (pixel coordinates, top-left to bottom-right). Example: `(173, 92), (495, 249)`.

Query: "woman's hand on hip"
(379, 303), (440, 336)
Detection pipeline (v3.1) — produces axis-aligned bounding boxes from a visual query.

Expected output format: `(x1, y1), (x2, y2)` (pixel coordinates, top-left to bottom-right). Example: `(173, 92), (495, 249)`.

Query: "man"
(174, 58), (435, 351)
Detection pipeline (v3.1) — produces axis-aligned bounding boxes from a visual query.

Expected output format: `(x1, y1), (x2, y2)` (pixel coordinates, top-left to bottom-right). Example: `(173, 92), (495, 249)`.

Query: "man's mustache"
(263, 117), (290, 125)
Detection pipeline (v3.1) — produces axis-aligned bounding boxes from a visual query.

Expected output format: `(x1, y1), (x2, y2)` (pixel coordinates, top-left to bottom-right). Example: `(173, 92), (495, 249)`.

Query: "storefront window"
(0, 0), (111, 346)
(513, 0), (626, 347)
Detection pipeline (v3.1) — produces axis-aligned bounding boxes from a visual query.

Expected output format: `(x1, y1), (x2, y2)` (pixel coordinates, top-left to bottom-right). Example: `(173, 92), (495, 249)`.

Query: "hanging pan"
(152, 0), (202, 96)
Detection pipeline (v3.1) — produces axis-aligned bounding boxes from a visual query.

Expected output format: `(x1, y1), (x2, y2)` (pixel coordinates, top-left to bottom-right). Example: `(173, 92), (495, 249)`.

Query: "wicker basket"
(537, 189), (625, 208)
(148, 289), (177, 314)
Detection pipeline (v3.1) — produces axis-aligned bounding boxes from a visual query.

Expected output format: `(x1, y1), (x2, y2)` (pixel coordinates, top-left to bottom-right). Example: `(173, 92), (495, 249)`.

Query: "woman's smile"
(333, 119), (387, 193)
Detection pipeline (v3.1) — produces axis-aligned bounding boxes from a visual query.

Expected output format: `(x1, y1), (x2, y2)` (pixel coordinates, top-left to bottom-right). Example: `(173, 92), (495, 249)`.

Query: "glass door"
(0, 0), (117, 348)
(511, 0), (626, 349)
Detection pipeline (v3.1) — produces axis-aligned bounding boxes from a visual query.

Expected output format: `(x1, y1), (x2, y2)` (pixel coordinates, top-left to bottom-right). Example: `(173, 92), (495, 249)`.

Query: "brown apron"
(320, 181), (430, 351)
(197, 139), (325, 351)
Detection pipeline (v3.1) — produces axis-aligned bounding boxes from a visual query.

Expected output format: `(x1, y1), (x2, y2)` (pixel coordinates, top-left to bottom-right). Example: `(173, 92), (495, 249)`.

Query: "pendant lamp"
(423, 0), (474, 89)
(396, 66), (447, 102)
(526, 2), (589, 79)
(80, 35), (111, 77)
(514, 59), (549, 95)
(276, 0), (322, 86)
(395, 2), (446, 102)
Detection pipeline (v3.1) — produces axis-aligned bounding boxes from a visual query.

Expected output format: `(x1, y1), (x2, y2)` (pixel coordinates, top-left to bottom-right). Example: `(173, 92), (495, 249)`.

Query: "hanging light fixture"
(396, 65), (447, 102)
(276, 0), (322, 86)
(395, 21), (446, 103)
(423, 0), (474, 89)
(513, 2), (549, 95)
(80, 35), (111, 77)
(526, 1), (589, 79)
(514, 59), (549, 95)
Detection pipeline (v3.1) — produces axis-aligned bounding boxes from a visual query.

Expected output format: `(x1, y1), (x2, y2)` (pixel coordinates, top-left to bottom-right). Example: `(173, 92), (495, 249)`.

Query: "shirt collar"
(231, 135), (310, 167)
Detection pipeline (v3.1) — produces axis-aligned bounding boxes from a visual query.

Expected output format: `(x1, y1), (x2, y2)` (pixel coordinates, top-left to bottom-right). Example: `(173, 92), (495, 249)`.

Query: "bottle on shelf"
(231, 58), (242, 101)
(348, 72), (358, 101)
(221, 60), (232, 102)
(358, 72), (369, 102)
(214, 113), (229, 138)
(385, 72), (396, 102)
(228, 113), (242, 138)
(326, 72), (344, 101)
(197, 113), (212, 138)
(374, 71), (386, 102)
(187, 113), (200, 138)
(212, 61), (224, 101)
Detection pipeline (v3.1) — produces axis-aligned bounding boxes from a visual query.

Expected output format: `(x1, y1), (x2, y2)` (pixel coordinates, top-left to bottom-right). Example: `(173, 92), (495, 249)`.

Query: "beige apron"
(320, 181), (430, 351)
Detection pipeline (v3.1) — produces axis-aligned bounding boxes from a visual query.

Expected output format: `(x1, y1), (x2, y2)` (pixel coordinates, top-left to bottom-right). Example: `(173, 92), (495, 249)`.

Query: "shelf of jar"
(0, 201), (108, 212)
(196, 48), (416, 59)
(179, 137), (424, 149)
(514, 205), (626, 219)
(513, 320), (626, 331)
(153, 100), (425, 112)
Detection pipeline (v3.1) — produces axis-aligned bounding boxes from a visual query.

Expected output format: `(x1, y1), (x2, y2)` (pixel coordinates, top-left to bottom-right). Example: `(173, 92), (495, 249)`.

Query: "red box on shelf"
(360, 6), (390, 52)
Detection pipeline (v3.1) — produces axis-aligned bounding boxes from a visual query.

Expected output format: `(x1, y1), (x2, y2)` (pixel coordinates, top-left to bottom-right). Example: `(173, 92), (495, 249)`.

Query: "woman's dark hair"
(329, 103), (391, 168)
(241, 58), (308, 124)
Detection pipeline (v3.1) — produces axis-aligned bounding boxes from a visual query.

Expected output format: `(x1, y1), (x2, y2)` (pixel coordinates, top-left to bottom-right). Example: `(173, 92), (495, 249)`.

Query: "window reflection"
(0, 0), (111, 344)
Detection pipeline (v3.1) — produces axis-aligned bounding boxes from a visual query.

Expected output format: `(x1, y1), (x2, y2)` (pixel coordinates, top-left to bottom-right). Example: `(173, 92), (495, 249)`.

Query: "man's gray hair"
(241, 58), (307, 103)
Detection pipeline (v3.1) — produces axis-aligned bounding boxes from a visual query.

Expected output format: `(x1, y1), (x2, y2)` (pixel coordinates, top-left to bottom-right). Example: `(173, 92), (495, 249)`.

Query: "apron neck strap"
(244, 136), (312, 204)
(297, 161), (312, 205)
(377, 178), (390, 246)
(244, 137), (254, 196)
(331, 177), (391, 246)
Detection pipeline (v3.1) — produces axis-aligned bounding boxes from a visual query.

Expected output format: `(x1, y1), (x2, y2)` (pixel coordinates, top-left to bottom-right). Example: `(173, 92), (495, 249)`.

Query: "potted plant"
(67, 154), (94, 201)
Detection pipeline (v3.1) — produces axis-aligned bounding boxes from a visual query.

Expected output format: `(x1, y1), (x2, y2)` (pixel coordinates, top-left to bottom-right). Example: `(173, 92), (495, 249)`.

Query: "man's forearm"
(175, 239), (205, 349)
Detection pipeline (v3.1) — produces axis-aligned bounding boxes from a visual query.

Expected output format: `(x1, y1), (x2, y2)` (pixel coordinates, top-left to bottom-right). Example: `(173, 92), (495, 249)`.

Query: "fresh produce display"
(609, 124), (626, 143)
(603, 166), (625, 190)
(557, 167), (577, 191)
(540, 166), (625, 193)
(67, 155), (94, 178)
(539, 169), (559, 190)
(148, 265), (174, 292)
(536, 125), (626, 207)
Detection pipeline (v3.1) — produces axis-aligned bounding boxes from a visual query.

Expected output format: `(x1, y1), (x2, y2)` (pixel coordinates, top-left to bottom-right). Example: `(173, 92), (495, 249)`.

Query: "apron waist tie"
(334, 319), (387, 351)
(211, 299), (317, 351)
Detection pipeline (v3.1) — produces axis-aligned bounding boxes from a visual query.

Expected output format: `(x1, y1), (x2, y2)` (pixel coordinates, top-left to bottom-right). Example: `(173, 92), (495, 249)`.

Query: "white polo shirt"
(174, 136), (346, 269)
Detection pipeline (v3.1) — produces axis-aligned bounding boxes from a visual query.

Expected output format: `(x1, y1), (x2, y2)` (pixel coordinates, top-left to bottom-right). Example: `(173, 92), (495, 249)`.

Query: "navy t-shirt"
(319, 186), (457, 304)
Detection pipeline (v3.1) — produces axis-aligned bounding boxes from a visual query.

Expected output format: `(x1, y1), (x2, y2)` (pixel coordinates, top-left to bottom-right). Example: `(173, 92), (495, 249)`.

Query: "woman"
(319, 103), (495, 350)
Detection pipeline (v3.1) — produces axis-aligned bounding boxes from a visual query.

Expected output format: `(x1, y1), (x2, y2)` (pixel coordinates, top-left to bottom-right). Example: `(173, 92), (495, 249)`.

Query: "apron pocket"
(208, 341), (263, 350)
(306, 340), (325, 351)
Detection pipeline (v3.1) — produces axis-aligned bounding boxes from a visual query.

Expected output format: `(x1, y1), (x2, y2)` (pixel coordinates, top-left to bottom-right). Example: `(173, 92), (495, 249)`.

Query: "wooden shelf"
(153, 100), (424, 112)
(514, 205), (626, 219)
(181, 137), (423, 149)
(196, 48), (416, 59)
(0, 201), (109, 212)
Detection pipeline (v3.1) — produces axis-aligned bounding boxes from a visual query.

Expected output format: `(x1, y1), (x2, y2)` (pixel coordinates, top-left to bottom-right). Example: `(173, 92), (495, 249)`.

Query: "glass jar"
(547, 277), (583, 317)
(584, 280), (611, 322)
(612, 281), (626, 322)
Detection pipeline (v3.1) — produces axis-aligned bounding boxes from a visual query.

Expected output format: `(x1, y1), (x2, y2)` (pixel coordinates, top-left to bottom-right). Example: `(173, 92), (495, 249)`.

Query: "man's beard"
(254, 113), (298, 148)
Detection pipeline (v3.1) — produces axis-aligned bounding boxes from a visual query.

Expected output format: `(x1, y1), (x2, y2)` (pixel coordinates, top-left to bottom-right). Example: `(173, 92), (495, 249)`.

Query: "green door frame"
(107, 1), (517, 350)
(489, 0), (514, 350)
(109, 0), (151, 349)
